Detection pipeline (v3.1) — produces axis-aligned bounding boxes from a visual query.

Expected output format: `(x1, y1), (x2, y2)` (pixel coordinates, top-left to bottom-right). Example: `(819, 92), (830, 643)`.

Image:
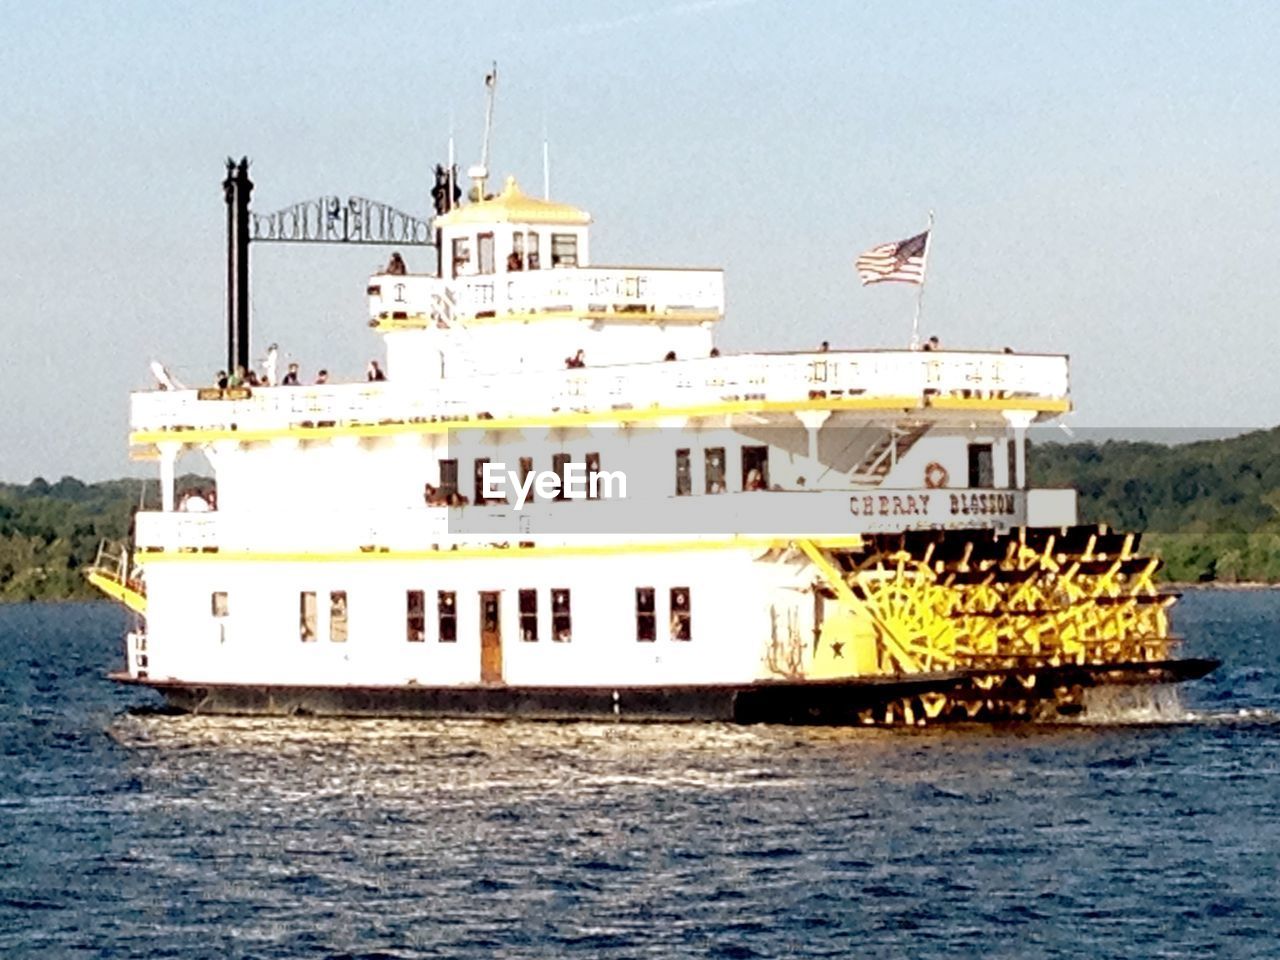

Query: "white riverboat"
(90, 171), (1215, 724)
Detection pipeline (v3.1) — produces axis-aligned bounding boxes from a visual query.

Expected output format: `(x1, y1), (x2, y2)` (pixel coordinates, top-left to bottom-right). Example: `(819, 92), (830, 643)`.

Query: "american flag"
(854, 230), (930, 285)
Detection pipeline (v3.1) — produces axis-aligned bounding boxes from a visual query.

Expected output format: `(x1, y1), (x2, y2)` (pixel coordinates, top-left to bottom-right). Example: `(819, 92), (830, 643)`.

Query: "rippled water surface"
(2, 592), (1279, 958)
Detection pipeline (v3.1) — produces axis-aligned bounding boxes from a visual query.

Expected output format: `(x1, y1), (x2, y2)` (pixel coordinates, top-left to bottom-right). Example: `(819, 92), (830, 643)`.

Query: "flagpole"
(910, 210), (935, 348)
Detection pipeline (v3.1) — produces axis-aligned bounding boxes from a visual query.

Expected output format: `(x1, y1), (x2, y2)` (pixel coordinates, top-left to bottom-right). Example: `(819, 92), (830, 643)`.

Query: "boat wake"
(1069, 685), (1280, 728)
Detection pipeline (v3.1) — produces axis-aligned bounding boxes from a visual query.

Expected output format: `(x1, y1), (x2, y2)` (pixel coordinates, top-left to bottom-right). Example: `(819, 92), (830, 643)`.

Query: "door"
(480, 591), (503, 683)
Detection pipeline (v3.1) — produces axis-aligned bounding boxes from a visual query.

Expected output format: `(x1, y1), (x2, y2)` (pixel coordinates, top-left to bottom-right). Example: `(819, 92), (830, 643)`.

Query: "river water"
(1, 591), (1278, 958)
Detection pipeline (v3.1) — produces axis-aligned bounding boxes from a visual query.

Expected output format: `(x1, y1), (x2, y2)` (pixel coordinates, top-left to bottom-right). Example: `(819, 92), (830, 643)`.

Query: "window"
(636, 587), (656, 642)
(478, 232), (495, 275)
(438, 591), (457, 643)
(551, 233), (578, 267)
(451, 237), (471, 278)
(675, 449), (691, 496)
(585, 452), (601, 499)
(670, 587), (692, 641)
(1007, 439), (1018, 489)
(438, 458), (459, 499)
(552, 589), (572, 641)
(519, 589), (538, 642)
(527, 232), (540, 270)
(742, 445), (769, 491)
(211, 591), (229, 618)
(474, 458), (500, 504)
(406, 590), (425, 642)
(551, 453), (571, 501)
(300, 591), (317, 642)
(705, 447), (726, 494)
(968, 443), (994, 488)
(518, 457), (535, 504)
(330, 591), (348, 643)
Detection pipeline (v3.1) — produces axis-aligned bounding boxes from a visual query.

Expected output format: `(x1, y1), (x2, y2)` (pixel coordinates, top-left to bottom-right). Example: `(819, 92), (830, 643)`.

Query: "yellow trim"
(135, 534), (865, 566)
(433, 176), (591, 227)
(86, 570), (148, 614)
(129, 395), (1069, 448)
(374, 309), (720, 332)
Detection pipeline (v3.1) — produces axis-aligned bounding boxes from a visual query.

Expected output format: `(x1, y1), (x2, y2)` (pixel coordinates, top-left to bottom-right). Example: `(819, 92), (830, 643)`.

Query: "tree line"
(2, 428), (1279, 601)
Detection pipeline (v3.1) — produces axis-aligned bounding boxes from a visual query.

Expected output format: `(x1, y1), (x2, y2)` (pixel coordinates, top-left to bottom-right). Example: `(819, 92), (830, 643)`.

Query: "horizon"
(4, 1), (1277, 483)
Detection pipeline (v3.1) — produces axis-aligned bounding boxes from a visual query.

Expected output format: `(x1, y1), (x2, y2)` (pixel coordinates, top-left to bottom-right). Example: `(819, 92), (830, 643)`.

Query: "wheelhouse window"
(552, 589), (572, 642)
(406, 590), (425, 642)
(742, 445), (769, 491)
(527, 232), (540, 270)
(705, 447), (726, 494)
(675, 449), (691, 496)
(519, 589), (538, 642)
(551, 233), (578, 267)
(438, 591), (457, 643)
(299, 591), (317, 642)
(330, 591), (348, 643)
(670, 587), (692, 641)
(636, 587), (656, 642)
(477, 232), (495, 275)
(968, 443), (994, 488)
(451, 237), (471, 278)
(211, 591), (229, 618)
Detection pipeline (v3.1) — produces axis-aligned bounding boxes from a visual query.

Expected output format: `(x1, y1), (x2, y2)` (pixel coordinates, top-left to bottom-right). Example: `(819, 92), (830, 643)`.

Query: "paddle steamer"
(89, 169), (1214, 724)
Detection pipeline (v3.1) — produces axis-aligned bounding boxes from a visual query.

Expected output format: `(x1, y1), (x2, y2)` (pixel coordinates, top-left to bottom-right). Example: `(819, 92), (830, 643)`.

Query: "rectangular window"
(406, 589), (425, 642)
(742, 445), (769, 491)
(519, 589), (538, 642)
(551, 233), (578, 267)
(670, 587), (692, 641)
(968, 443), (994, 488)
(451, 237), (471, 278)
(438, 591), (457, 643)
(211, 591), (229, 618)
(330, 590), (348, 643)
(551, 588), (572, 642)
(299, 591), (317, 642)
(636, 587), (656, 642)
(705, 447), (726, 494)
(552, 453), (571, 501)
(585, 452), (601, 499)
(527, 232), (540, 270)
(675, 449), (691, 496)
(438, 458), (459, 499)
(478, 232), (495, 275)
(1007, 439), (1018, 489)
(518, 457), (535, 504)
(474, 458), (499, 504)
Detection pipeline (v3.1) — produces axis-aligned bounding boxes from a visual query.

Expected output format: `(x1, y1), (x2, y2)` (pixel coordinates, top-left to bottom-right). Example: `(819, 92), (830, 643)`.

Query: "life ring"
(924, 462), (949, 489)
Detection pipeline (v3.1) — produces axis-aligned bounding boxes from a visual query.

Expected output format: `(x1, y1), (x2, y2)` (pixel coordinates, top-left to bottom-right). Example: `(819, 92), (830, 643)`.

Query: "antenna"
(469, 62), (498, 200)
(542, 129), (550, 200)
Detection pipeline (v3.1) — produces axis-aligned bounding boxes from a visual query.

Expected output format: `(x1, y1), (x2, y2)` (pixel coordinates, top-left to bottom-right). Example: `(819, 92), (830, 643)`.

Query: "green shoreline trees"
(4, 427), (1280, 601)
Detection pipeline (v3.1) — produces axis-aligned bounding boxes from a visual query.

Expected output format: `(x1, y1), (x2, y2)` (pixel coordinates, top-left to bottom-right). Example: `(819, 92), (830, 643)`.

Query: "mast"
(222, 157), (253, 374)
(469, 63), (498, 200)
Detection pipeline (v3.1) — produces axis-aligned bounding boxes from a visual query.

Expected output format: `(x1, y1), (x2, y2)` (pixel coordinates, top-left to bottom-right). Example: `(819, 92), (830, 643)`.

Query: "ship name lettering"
(948, 492), (1016, 516)
(849, 493), (931, 517)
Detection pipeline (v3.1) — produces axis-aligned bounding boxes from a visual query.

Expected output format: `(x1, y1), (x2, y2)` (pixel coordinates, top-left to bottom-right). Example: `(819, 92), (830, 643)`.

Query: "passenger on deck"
(367, 360), (387, 382)
(507, 251), (523, 271)
(386, 252), (407, 275)
(922, 335), (940, 351)
(664, 350), (677, 361)
(565, 349), (585, 369)
(745, 468), (765, 491)
(315, 369), (329, 385)
(215, 370), (229, 389)
(281, 363), (300, 386)
(819, 340), (830, 352)
(709, 347), (720, 357)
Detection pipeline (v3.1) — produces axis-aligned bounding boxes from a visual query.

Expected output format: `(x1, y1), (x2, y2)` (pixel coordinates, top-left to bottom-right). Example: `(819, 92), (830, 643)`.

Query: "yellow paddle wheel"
(798, 525), (1183, 724)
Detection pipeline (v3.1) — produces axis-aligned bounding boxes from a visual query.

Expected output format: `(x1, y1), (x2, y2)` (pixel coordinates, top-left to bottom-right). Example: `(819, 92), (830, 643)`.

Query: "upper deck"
(130, 349), (1070, 448)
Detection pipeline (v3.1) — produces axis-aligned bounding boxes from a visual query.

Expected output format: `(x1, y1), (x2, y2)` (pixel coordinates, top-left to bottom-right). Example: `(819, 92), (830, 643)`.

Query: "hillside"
(1029, 426), (1280, 582)
(2, 429), (1280, 600)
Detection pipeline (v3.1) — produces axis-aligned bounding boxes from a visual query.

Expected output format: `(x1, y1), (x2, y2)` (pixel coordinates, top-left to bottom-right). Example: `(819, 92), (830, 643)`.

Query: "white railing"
(131, 488), (1049, 552)
(131, 351), (1070, 435)
(369, 266), (724, 321)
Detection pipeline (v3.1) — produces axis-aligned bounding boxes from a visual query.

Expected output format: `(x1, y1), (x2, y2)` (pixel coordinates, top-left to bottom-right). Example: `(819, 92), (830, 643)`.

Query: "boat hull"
(112, 658), (1218, 725)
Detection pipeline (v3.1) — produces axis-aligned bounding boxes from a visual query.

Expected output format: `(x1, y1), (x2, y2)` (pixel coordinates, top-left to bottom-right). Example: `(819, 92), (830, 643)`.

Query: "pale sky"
(2, 0), (1277, 482)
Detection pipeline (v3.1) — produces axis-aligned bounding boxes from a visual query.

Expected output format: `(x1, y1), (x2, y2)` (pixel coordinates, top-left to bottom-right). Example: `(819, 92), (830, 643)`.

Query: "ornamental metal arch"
(250, 195), (435, 246)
